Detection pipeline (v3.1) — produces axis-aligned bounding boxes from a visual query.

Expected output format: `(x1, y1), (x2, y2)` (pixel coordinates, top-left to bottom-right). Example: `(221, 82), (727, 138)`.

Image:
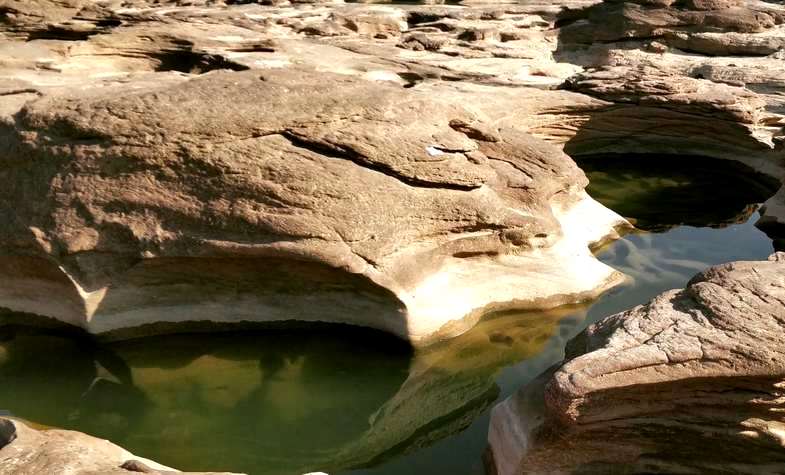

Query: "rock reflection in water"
(481, 154), (782, 475)
(0, 328), (408, 474)
(577, 154), (779, 232)
(0, 309), (573, 475)
(599, 214), (776, 288)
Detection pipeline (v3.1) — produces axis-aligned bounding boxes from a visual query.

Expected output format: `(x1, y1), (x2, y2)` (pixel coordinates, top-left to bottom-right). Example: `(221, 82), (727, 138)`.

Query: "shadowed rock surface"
(2, 0), (783, 343)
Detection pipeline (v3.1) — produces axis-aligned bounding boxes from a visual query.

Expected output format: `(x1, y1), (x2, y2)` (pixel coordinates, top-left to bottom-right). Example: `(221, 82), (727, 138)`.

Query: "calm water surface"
(0, 155), (778, 475)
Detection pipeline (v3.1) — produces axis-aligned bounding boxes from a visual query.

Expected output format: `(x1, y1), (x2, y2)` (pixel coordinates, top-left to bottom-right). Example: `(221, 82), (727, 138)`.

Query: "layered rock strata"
(1, 0), (785, 472)
(3, 0), (782, 343)
(550, 0), (785, 235)
(0, 1), (638, 344)
(488, 252), (785, 474)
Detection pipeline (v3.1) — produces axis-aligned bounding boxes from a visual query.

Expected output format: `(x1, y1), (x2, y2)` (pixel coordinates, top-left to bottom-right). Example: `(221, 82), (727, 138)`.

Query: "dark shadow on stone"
(27, 27), (94, 41)
(0, 419), (16, 449)
(119, 460), (155, 473)
(573, 153), (780, 232)
(756, 220), (785, 251)
(152, 51), (250, 74)
(25, 19), (123, 42)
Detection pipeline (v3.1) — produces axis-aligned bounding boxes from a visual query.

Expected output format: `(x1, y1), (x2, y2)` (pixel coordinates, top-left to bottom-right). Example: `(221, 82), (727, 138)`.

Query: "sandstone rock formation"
(488, 252), (785, 474)
(549, 0), (785, 235)
(1, 0), (785, 472)
(0, 0), (639, 344)
(0, 417), (241, 474)
(2, 0), (782, 345)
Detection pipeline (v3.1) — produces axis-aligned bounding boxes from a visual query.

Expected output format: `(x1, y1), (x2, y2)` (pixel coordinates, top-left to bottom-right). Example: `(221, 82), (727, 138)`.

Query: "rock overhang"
(0, 65), (629, 344)
(1, 0), (783, 347)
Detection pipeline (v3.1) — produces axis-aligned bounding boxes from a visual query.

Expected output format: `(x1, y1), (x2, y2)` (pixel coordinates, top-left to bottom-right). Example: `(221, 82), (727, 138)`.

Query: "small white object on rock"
(426, 146), (446, 156)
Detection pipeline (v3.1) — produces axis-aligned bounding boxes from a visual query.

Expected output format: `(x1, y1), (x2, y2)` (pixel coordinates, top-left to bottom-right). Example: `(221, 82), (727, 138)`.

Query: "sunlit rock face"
(488, 253), (785, 475)
(548, 0), (785, 236)
(0, 66), (627, 344)
(3, 0), (785, 343)
(0, 0), (784, 472)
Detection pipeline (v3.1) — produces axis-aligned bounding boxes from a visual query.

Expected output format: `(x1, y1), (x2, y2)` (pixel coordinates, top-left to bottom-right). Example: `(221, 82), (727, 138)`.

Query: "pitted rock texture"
(0, 0), (647, 347)
(0, 0), (784, 341)
(488, 253), (785, 474)
(0, 65), (625, 343)
(0, 417), (242, 475)
(550, 0), (785, 232)
(1, 0), (785, 472)
(552, 252), (785, 421)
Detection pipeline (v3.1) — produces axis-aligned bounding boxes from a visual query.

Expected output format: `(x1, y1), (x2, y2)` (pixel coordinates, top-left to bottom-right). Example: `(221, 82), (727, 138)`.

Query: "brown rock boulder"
(557, 0), (781, 45)
(0, 67), (625, 344)
(488, 253), (785, 474)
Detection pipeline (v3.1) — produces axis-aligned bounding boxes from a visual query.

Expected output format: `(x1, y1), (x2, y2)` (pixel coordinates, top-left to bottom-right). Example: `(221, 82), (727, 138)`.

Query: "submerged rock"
(0, 417), (241, 474)
(488, 252), (785, 474)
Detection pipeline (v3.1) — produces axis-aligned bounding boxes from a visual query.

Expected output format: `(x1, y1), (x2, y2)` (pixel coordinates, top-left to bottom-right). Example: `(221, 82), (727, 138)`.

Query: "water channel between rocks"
(0, 154), (779, 475)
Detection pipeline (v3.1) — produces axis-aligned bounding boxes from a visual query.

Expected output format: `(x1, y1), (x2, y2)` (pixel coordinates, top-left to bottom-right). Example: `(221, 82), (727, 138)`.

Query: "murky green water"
(0, 155), (779, 475)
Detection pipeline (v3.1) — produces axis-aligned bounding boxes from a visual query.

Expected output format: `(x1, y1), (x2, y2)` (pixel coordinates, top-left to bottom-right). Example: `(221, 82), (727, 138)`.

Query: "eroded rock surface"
(1, 0), (785, 472)
(0, 417), (241, 475)
(489, 252), (785, 474)
(0, 0), (783, 361)
(0, 0), (643, 344)
(549, 0), (785, 234)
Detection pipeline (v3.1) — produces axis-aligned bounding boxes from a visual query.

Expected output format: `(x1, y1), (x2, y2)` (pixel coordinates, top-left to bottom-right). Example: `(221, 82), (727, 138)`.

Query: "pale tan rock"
(0, 66), (626, 344)
(2, 0), (784, 345)
(0, 0), (783, 471)
(0, 418), (241, 475)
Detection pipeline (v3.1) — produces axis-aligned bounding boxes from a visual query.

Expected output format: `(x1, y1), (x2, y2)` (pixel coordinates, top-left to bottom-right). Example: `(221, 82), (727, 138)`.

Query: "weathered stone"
(563, 65), (767, 124)
(2, 0), (783, 346)
(0, 66), (626, 344)
(398, 31), (448, 51)
(0, 417), (241, 474)
(488, 253), (785, 474)
(0, 0), (785, 472)
(330, 7), (407, 38)
(558, 0), (780, 45)
(0, 419), (15, 449)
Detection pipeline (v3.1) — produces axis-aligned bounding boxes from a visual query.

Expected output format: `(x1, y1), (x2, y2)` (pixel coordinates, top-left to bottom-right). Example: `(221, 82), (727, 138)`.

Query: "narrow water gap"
(0, 154), (779, 475)
(343, 153), (780, 475)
